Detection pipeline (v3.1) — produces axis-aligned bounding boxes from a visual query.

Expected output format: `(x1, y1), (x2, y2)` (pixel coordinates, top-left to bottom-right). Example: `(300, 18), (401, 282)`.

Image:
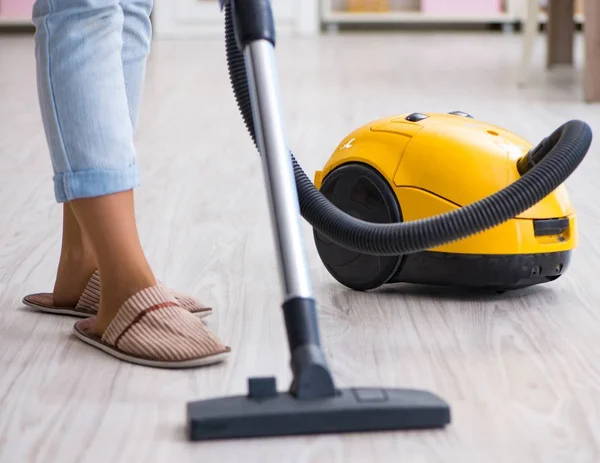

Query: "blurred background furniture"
(2, 0), (598, 101)
(152, 0), (319, 38)
(519, 0), (599, 102)
(583, 1), (600, 101)
(0, 0), (320, 36)
(321, 0), (519, 26)
(0, 0), (34, 26)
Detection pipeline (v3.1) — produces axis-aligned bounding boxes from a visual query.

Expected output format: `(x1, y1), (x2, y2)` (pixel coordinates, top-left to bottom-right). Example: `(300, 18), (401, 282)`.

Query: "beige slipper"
(22, 270), (212, 319)
(72, 285), (230, 368)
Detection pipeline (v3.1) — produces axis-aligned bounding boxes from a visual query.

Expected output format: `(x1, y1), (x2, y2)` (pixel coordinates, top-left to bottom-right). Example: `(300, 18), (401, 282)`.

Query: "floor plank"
(0, 30), (599, 462)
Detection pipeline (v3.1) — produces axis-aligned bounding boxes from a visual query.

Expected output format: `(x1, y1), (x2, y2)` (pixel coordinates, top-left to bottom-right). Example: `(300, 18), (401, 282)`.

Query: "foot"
(93, 268), (157, 335)
(73, 286), (230, 369)
(24, 268), (213, 319)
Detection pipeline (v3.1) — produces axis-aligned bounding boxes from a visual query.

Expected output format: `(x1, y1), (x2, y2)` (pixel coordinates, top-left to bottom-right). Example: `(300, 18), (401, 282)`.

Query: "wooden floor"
(1, 30), (599, 463)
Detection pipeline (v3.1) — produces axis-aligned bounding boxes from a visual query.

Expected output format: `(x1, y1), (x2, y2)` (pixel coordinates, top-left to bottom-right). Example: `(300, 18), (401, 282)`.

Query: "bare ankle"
(52, 248), (97, 307)
(60, 246), (95, 263)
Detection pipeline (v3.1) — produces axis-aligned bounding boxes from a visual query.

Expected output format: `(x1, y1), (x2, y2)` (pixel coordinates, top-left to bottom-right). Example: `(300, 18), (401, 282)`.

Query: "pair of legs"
(29, 0), (229, 366)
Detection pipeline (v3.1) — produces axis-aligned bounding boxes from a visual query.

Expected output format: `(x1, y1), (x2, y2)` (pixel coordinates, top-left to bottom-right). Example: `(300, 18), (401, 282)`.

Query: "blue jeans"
(32, 0), (153, 203)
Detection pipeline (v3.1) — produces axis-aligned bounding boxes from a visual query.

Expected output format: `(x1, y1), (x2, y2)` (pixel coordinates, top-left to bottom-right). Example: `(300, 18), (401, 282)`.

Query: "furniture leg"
(518, 0), (541, 85)
(584, 0), (600, 102)
(546, 0), (574, 68)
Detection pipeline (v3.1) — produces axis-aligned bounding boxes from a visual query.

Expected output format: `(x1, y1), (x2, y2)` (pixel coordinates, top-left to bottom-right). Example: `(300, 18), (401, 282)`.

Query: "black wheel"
(313, 163), (403, 291)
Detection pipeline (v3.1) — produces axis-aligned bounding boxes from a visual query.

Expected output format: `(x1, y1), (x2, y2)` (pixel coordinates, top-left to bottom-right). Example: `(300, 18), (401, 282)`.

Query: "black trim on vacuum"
(533, 218), (570, 237)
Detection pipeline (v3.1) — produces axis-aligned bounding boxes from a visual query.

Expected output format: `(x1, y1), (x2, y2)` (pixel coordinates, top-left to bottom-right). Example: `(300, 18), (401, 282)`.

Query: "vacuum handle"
(220, 0), (336, 399)
(225, 0), (317, 304)
(221, 0), (276, 51)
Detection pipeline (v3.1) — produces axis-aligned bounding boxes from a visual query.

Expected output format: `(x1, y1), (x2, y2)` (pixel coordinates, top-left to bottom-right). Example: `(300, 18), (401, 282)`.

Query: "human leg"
(25, 0), (209, 317)
(33, 0), (139, 202)
(28, 0), (139, 315)
(29, 0), (228, 366)
(51, 0), (152, 309)
(67, 191), (155, 333)
(52, 204), (97, 308)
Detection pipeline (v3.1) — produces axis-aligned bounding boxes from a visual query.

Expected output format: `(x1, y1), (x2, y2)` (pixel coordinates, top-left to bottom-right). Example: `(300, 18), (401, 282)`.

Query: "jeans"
(32, 0), (153, 203)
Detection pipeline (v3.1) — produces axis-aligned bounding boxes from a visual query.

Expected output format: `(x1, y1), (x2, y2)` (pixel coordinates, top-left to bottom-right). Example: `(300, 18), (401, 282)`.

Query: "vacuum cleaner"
(313, 112), (579, 291)
(186, 0), (592, 441)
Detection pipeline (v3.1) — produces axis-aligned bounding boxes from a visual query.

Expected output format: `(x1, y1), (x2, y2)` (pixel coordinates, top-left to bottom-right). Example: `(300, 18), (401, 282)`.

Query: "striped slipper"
(72, 285), (230, 368)
(22, 270), (212, 319)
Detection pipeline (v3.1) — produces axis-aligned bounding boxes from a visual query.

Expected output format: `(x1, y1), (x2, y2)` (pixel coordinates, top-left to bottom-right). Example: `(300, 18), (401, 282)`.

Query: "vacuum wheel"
(313, 163), (403, 291)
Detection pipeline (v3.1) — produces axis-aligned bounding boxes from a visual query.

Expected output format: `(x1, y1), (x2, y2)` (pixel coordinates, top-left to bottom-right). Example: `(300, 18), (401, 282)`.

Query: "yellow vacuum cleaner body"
(313, 112), (576, 291)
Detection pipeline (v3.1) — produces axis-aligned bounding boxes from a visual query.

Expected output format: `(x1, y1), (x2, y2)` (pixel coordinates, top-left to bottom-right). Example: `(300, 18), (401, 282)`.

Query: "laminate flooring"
(0, 30), (599, 463)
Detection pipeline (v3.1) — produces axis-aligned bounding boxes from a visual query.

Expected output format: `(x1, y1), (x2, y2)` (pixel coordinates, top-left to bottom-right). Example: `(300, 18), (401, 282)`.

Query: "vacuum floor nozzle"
(187, 377), (450, 441)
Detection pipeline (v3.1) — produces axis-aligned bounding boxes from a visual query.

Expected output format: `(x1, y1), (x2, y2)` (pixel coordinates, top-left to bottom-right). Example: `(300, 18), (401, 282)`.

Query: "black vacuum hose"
(224, 5), (592, 257)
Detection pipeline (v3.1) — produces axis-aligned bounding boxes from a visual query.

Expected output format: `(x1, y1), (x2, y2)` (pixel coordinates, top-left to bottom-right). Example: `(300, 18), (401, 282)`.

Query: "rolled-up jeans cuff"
(53, 164), (140, 203)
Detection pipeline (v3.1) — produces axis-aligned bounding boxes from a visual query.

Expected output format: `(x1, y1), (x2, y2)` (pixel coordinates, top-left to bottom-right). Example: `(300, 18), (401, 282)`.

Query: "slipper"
(72, 285), (230, 368)
(22, 270), (212, 319)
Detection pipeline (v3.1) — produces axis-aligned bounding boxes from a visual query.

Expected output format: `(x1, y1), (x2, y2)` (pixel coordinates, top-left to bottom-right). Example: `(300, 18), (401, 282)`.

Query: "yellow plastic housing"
(313, 113), (576, 255)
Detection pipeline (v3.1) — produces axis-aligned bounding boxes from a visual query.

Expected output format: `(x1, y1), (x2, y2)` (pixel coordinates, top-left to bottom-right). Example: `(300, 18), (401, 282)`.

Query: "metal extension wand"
(186, 0), (451, 440)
